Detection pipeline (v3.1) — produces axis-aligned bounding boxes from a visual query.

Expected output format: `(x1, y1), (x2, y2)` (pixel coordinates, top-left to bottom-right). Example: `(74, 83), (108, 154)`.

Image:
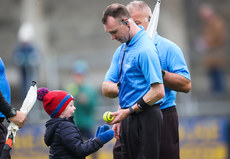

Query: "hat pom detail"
(37, 87), (49, 101)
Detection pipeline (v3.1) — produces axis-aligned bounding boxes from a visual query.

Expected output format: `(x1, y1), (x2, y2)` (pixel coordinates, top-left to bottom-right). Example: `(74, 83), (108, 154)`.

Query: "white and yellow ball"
(103, 111), (114, 123)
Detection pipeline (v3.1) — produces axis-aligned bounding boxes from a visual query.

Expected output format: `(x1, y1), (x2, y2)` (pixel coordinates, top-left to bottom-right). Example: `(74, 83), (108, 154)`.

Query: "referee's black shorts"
(120, 104), (163, 159)
(160, 106), (179, 159)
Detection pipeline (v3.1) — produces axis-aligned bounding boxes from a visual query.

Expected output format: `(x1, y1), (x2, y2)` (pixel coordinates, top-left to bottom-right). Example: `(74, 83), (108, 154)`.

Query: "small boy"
(37, 87), (114, 159)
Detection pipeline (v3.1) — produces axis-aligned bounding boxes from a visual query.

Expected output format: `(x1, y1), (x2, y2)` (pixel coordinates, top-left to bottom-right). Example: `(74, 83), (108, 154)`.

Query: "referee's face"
(104, 16), (130, 43)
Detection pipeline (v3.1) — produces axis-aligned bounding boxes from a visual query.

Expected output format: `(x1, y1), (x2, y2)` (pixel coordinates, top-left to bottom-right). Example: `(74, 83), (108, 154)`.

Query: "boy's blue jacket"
(44, 116), (103, 159)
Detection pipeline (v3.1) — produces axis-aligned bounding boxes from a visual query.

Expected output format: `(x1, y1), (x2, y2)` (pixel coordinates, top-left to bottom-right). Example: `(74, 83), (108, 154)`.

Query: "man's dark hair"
(102, 3), (130, 24)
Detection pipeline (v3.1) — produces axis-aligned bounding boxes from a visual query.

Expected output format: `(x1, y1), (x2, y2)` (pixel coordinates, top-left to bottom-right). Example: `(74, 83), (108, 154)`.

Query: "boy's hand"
(98, 129), (114, 144)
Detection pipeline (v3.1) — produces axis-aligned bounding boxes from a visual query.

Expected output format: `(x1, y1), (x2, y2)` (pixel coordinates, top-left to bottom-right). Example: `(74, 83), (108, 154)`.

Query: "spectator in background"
(65, 60), (99, 159)
(198, 3), (227, 94)
(12, 22), (40, 98)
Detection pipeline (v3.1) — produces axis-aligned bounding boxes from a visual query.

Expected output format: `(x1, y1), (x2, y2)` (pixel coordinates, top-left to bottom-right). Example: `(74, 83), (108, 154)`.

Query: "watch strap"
(8, 108), (17, 118)
(129, 107), (135, 115)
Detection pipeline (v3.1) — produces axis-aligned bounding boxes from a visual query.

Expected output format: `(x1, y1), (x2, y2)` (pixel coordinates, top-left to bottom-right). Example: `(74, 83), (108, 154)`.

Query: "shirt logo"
(125, 64), (131, 69)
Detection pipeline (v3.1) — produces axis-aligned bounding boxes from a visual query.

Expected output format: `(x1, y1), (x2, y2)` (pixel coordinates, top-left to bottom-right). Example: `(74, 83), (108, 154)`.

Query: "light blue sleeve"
(138, 48), (163, 85)
(104, 47), (121, 83)
(166, 45), (191, 80)
(0, 58), (11, 118)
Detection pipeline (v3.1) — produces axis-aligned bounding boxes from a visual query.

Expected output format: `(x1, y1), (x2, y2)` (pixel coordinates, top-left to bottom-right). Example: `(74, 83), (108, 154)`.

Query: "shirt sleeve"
(104, 47), (122, 83)
(166, 45), (191, 80)
(0, 90), (12, 118)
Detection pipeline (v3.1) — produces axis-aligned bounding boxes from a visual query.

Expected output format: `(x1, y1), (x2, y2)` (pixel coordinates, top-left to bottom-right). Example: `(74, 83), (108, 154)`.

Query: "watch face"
(12, 109), (16, 115)
(10, 108), (17, 117)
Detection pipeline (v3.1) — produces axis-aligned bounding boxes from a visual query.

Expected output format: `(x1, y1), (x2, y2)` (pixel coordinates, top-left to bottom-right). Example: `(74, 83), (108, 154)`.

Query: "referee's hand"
(112, 123), (121, 139)
(109, 109), (130, 125)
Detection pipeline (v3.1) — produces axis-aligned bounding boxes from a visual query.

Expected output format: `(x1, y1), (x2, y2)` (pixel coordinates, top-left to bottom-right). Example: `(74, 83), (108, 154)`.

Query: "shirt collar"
(126, 25), (145, 47)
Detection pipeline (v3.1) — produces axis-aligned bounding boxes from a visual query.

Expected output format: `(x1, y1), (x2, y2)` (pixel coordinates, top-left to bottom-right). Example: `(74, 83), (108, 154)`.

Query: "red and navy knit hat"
(37, 87), (74, 118)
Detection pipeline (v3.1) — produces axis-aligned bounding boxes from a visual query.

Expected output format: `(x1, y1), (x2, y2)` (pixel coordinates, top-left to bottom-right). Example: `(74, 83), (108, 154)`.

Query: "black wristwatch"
(129, 107), (135, 115)
(8, 108), (17, 118)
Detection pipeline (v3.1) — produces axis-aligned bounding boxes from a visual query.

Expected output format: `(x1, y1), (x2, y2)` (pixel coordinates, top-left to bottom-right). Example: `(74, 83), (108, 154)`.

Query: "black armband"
(137, 98), (150, 110)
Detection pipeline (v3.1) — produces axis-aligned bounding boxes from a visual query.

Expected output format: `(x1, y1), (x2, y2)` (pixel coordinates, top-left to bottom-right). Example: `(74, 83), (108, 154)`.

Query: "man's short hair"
(127, 1), (152, 15)
(102, 3), (131, 24)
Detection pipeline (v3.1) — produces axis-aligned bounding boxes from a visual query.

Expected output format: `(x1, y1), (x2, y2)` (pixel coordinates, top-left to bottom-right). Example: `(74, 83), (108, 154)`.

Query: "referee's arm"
(162, 71), (191, 93)
(102, 81), (119, 98)
(132, 83), (165, 113)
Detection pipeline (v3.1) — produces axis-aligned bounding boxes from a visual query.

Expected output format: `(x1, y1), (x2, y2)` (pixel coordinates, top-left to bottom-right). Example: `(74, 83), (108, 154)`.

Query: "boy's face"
(61, 100), (76, 118)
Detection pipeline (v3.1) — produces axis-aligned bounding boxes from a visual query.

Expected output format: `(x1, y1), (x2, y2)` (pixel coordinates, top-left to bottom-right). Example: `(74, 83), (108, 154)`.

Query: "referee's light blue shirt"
(154, 33), (191, 109)
(105, 27), (163, 109)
